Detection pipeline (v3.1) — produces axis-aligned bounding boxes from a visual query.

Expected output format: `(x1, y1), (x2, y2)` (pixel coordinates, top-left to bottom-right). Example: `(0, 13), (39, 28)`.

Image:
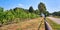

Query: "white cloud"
(16, 4), (24, 8)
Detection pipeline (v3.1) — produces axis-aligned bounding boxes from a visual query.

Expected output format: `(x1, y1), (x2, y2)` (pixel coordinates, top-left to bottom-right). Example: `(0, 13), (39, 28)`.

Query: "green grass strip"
(46, 18), (60, 30)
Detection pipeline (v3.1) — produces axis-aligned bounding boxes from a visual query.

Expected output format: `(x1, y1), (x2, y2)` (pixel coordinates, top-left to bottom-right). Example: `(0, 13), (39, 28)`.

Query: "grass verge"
(46, 18), (60, 30)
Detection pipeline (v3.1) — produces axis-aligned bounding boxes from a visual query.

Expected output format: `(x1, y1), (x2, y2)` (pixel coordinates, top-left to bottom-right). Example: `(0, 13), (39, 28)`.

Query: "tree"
(52, 11), (60, 16)
(38, 2), (47, 15)
(44, 11), (50, 16)
(29, 6), (34, 13)
(35, 9), (40, 15)
(0, 7), (3, 12)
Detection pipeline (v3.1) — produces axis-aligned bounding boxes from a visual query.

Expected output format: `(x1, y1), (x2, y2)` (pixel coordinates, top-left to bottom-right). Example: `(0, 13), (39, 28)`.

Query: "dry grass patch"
(0, 17), (45, 30)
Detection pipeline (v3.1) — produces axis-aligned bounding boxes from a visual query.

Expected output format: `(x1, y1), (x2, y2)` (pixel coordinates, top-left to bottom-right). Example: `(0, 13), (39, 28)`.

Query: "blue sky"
(0, 0), (60, 13)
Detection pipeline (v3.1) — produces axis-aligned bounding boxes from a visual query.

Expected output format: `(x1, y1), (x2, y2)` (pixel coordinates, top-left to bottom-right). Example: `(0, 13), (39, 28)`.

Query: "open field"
(0, 17), (45, 30)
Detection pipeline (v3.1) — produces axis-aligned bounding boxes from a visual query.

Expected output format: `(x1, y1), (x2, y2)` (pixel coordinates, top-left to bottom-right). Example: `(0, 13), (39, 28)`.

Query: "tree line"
(52, 11), (60, 16)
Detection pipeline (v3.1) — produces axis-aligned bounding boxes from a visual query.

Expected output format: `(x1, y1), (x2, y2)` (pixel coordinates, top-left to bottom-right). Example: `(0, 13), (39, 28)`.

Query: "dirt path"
(0, 17), (45, 30)
(47, 17), (60, 24)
